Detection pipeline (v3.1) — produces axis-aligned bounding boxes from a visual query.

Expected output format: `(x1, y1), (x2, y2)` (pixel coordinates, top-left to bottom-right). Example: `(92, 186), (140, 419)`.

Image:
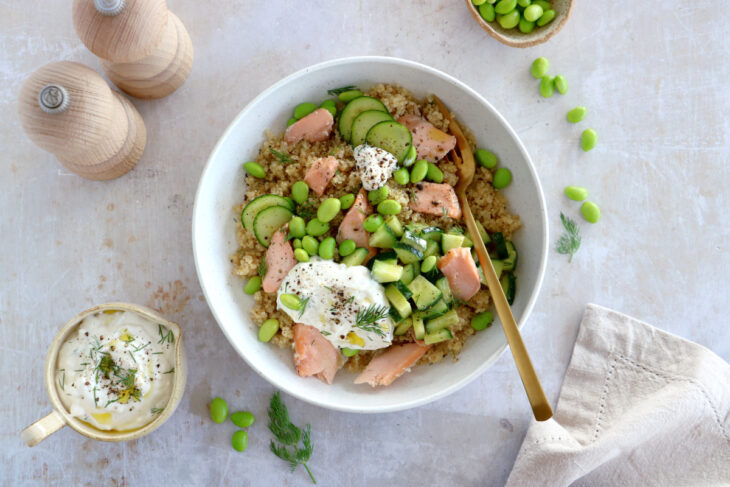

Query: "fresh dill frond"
(157, 324), (175, 345)
(151, 407), (164, 414)
(327, 85), (357, 96)
(132, 342), (150, 353)
(555, 212), (582, 262)
(271, 148), (295, 164)
(297, 297), (311, 319)
(163, 367), (175, 374)
(268, 392), (316, 484)
(354, 304), (390, 336)
(258, 259), (268, 279)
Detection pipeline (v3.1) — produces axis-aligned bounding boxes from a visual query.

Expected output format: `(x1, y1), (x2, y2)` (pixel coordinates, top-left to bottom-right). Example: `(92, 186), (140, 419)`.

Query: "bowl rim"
(193, 55), (549, 413)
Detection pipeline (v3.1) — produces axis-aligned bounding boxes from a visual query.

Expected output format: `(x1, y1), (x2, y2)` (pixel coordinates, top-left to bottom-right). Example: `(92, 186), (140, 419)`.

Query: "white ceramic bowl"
(193, 56), (548, 413)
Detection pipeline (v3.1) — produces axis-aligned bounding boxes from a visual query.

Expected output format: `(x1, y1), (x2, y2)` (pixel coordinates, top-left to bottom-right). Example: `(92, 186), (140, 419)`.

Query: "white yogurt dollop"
(276, 258), (394, 350)
(354, 144), (399, 191)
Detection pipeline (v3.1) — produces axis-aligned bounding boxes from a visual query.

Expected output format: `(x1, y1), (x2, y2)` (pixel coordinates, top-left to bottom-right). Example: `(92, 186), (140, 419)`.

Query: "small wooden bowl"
(466, 0), (573, 48)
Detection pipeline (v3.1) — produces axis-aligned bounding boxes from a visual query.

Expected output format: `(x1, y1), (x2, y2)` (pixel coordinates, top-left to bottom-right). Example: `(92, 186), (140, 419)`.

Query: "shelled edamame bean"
(581, 129), (597, 152)
(471, 311), (494, 331)
(244, 276), (261, 295)
(475, 149), (498, 169)
(368, 186), (389, 205)
(302, 235), (319, 255)
(306, 218), (329, 236)
(319, 237), (336, 259)
(475, 1), (557, 34)
(393, 168), (410, 186)
(553, 75), (568, 94)
(258, 319), (279, 342)
(531, 57), (549, 79)
(564, 186), (588, 201)
(377, 199), (401, 215)
(410, 159), (428, 183)
(280, 293), (302, 310)
(363, 214), (384, 232)
(342, 347), (358, 357)
(317, 198), (341, 223)
(421, 255), (437, 273)
(339, 239), (356, 257)
(493, 167), (512, 189)
(581, 201), (601, 223)
(320, 99), (336, 117)
(294, 248), (309, 262)
(231, 411), (256, 428)
(293, 102), (317, 120)
(339, 193), (355, 209)
(209, 397), (228, 423)
(244, 162), (266, 179)
(289, 216), (306, 238)
(231, 430), (248, 452)
(566, 106), (587, 123)
(292, 238), (302, 249)
(291, 181), (309, 204)
(426, 163), (444, 183)
(539, 76), (554, 98)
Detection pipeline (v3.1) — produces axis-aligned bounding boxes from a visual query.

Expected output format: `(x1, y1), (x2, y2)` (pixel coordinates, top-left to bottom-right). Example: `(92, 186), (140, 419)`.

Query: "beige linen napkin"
(506, 304), (730, 486)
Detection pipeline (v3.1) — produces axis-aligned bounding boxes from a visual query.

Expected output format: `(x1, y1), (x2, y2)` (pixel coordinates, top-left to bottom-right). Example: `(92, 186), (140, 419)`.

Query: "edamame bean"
(495, 0), (517, 14)
(320, 99), (336, 117)
(294, 248), (309, 262)
(533, 0), (550, 9)
(402, 145), (417, 167)
(478, 3), (496, 22)
(342, 347), (359, 357)
(566, 106), (587, 123)
(231, 411), (256, 428)
(471, 311), (494, 331)
(410, 159), (428, 183)
(421, 255), (437, 273)
(393, 168), (410, 186)
(516, 0), (530, 6)
(427, 163), (444, 183)
(209, 397), (228, 423)
(244, 276), (261, 295)
(338, 90), (363, 103)
(289, 216), (306, 238)
(339, 193), (355, 209)
(286, 117), (297, 127)
(377, 199), (402, 215)
(472, 0), (487, 5)
(317, 198), (341, 223)
(258, 319), (279, 343)
(232, 430), (248, 452)
(291, 181), (309, 204)
(293, 102), (317, 120)
(493, 167), (512, 189)
(363, 214), (384, 232)
(564, 186), (588, 201)
(553, 75), (568, 94)
(497, 10), (520, 29)
(368, 186), (389, 205)
(581, 201), (601, 223)
(581, 129), (597, 152)
(319, 237), (336, 259)
(519, 18), (535, 33)
(537, 8), (556, 26)
(244, 162), (266, 179)
(302, 235), (319, 255)
(292, 238), (302, 249)
(539, 76), (554, 98)
(523, 4), (543, 21)
(475, 149), (498, 169)
(339, 239), (356, 257)
(530, 57), (549, 79)
(306, 218), (330, 236)
(280, 293), (302, 310)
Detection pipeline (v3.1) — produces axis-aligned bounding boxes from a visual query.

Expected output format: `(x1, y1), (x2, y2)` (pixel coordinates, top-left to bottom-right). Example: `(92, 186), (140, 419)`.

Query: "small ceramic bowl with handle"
(21, 302), (186, 447)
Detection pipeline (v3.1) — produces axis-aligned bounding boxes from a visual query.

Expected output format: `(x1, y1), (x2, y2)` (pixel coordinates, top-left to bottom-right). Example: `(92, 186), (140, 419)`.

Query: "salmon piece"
(437, 247), (481, 301)
(262, 226), (297, 293)
(337, 189), (377, 262)
(398, 115), (456, 162)
(284, 108), (334, 144)
(409, 182), (462, 220)
(304, 156), (339, 196)
(292, 323), (340, 384)
(354, 343), (430, 387)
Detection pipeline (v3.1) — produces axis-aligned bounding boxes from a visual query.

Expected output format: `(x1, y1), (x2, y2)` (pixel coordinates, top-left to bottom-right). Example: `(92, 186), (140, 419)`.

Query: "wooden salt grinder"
(18, 61), (146, 180)
(72, 0), (194, 99)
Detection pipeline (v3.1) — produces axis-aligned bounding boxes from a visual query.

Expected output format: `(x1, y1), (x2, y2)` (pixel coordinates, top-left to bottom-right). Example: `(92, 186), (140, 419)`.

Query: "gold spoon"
(432, 95), (553, 421)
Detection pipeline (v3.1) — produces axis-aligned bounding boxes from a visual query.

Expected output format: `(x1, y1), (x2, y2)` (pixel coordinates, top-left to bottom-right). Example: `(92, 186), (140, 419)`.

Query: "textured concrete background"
(2, 1), (728, 485)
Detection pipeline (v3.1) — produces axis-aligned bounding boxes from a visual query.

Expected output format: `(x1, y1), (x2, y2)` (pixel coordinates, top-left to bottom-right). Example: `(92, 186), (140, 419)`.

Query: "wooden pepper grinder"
(72, 0), (194, 99)
(18, 61), (146, 180)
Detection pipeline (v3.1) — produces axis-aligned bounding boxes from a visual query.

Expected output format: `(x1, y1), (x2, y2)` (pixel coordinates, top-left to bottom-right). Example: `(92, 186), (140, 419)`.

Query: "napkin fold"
(506, 304), (730, 486)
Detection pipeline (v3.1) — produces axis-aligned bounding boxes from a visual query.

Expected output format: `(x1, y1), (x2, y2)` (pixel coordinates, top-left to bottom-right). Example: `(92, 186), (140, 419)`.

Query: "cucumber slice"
(394, 317), (413, 336)
(394, 280), (413, 300)
(339, 97), (389, 142)
(401, 229), (427, 252)
(425, 309), (459, 334)
(408, 275), (442, 310)
(424, 240), (440, 258)
(477, 259), (505, 285)
(241, 194), (294, 231)
(399, 263), (419, 285)
(385, 284), (412, 319)
(365, 120), (413, 162)
(492, 232), (509, 259)
(412, 313), (426, 340)
(502, 241), (518, 271)
(350, 110), (393, 146)
(394, 242), (423, 264)
(369, 223), (397, 248)
(435, 277), (453, 305)
(476, 221), (490, 244)
(373, 250), (397, 262)
(500, 272), (516, 305)
(462, 235), (473, 248)
(252, 206), (293, 247)
(342, 247), (369, 266)
(385, 215), (404, 237)
(371, 260), (403, 283)
(424, 328), (453, 345)
(441, 233), (465, 254)
(423, 299), (450, 320)
(420, 226), (444, 242)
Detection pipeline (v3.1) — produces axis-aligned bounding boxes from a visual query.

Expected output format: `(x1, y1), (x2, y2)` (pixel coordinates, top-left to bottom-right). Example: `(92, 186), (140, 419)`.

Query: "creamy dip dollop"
(354, 144), (399, 191)
(276, 259), (394, 350)
(55, 310), (176, 431)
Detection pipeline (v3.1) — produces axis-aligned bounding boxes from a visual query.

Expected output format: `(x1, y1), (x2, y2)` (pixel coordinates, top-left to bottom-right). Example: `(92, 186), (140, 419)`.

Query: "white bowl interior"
(193, 57), (548, 413)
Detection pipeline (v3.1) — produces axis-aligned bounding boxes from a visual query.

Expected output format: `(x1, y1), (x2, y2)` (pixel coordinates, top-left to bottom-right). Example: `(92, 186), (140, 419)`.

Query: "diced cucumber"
(395, 280), (413, 300)
(441, 233), (465, 254)
(252, 206), (293, 248)
(502, 241), (518, 271)
(477, 259), (504, 285)
(500, 272), (516, 305)
(385, 215), (404, 237)
(462, 235), (473, 248)
(371, 260), (403, 283)
(423, 299), (450, 320)
(394, 317), (413, 336)
(425, 309), (459, 334)
(369, 223), (397, 248)
(424, 239), (440, 258)
(350, 110), (393, 146)
(412, 313), (426, 339)
(241, 194), (294, 231)
(492, 232), (509, 259)
(423, 328), (453, 345)
(401, 229), (427, 252)
(476, 221), (490, 244)
(435, 277), (453, 305)
(342, 247), (369, 266)
(385, 284), (412, 319)
(338, 96), (389, 142)
(408, 275), (442, 310)
(399, 263), (419, 285)
(365, 120), (413, 162)
(405, 223), (427, 232)
(394, 242), (423, 264)
(420, 226), (443, 242)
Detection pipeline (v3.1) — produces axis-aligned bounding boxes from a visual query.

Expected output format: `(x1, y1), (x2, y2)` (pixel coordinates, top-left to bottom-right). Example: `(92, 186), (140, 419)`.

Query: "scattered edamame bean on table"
(209, 397), (228, 424)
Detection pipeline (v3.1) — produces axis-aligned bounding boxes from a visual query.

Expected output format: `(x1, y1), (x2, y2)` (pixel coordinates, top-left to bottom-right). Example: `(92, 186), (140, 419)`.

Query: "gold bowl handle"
(21, 410), (66, 447)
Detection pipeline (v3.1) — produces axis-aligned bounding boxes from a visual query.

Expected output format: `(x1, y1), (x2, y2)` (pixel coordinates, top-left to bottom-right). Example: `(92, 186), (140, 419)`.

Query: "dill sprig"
(270, 148), (295, 164)
(151, 407), (164, 415)
(555, 212), (582, 262)
(297, 297), (311, 319)
(268, 392), (316, 484)
(157, 324), (175, 345)
(354, 304), (390, 337)
(327, 85), (357, 96)
(258, 259), (268, 279)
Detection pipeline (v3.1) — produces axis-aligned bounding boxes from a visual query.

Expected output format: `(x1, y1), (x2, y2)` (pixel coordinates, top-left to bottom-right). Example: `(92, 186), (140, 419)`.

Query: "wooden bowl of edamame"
(466, 0), (573, 48)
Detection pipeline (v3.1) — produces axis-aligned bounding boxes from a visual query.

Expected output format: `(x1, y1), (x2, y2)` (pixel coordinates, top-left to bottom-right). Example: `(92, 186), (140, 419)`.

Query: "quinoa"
(231, 84), (521, 373)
